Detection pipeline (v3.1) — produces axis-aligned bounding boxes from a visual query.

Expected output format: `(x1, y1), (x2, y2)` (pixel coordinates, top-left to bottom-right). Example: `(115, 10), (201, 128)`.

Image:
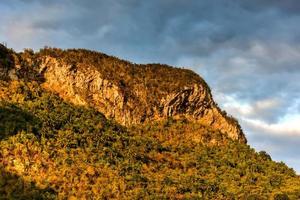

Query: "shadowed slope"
(0, 103), (40, 140)
(0, 167), (57, 199)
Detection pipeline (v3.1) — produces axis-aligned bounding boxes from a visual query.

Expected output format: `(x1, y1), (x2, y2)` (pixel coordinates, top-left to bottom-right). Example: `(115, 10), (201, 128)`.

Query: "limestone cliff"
(0, 45), (246, 143)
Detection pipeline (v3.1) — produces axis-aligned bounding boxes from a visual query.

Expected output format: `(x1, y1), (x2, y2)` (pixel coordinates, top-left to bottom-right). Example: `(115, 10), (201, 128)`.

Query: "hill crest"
(0, 45), (246, 143)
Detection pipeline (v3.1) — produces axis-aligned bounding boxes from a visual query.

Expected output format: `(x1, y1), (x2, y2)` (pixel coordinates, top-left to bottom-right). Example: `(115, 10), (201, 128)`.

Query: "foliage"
(0, 81), (300, 199)
(0, 166), (56, 199)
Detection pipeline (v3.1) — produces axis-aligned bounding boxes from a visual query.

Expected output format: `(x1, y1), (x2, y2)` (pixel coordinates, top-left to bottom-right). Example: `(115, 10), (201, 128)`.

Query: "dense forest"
(0, 45), (300, 199)
(0, 80), (299, 199)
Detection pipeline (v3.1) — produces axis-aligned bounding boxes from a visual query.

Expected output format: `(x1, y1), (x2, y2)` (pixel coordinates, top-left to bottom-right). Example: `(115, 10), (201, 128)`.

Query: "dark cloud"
(3, 0), (300, 61)
(240, 0), (300, 14)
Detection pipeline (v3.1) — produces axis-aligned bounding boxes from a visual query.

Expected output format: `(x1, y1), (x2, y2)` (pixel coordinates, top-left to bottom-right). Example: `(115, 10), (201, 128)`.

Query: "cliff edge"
(0, 45), (246, 143)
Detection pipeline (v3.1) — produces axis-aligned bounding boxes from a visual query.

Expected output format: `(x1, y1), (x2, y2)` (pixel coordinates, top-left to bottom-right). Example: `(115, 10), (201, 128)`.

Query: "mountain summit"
(0, 45), (245, 143)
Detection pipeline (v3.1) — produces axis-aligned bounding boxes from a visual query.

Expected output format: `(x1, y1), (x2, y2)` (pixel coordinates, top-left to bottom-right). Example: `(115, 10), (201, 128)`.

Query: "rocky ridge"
(0, 44), (246, 143)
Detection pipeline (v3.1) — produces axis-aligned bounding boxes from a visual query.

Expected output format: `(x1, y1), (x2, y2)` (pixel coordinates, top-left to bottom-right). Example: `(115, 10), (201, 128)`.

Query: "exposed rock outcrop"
(160, 85), (244, 141)
(0, 46), (246, 143)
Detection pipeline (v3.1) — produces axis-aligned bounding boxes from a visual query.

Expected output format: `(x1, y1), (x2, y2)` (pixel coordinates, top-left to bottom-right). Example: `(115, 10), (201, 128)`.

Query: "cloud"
(215, 92), (300, 172)
(215, 94), (286, 123)
(242, 117), (300, 173)
(240, 0), (300, 14)
(244, 115), (300, 136)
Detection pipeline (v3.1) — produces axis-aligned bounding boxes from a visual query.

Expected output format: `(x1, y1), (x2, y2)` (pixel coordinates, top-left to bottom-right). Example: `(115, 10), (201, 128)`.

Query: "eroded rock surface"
(0, 45), (246, 143)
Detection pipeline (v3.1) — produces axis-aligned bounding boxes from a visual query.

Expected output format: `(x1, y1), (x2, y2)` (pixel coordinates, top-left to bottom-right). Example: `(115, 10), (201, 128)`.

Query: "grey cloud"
(239, 0), (300, 14)
(5, 0), (296, 126)
(3, 0), (300, 62)
(192, 37), (300, 124)
(1, 1), (299, 107)
(242, 120), (300, 172)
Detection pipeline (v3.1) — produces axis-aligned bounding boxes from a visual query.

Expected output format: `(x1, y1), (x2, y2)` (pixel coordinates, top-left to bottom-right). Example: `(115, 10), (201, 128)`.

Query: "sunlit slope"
(0, 80), (299, 199)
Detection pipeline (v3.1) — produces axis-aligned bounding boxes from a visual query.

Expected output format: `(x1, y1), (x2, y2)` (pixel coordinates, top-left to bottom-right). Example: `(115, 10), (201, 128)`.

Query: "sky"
(1, 0), (300, 173)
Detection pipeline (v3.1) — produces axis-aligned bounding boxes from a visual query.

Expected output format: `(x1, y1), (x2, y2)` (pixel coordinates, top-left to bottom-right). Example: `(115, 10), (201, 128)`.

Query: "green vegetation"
(0, 80), (299, 199)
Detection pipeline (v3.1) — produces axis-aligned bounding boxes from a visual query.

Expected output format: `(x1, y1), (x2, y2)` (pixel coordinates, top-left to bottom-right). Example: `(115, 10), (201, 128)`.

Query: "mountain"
(0, 44), (299, 199)
(0, 45), (245, 142)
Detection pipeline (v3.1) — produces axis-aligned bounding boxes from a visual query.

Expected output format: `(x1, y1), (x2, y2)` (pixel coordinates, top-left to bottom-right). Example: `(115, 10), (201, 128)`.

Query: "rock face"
(39, 56), (140, 125)
(0, 46), (246, 143)
(160, 85), (244, 141)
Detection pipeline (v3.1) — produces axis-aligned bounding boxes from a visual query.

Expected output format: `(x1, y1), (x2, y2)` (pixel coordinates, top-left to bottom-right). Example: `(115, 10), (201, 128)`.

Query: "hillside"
(0, 45), (245, 142)
(0, 44), (300, 199)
